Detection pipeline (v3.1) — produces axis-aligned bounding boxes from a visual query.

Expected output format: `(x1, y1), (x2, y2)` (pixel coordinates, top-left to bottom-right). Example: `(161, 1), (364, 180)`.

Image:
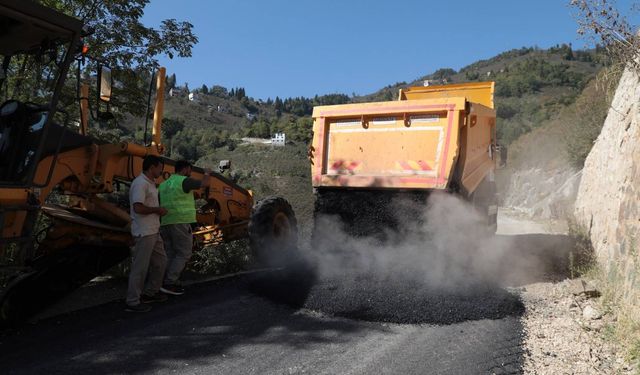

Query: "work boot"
(140, 293), (169, 304)
(125, 303), (152, 313)
(160, 285), (185, 296)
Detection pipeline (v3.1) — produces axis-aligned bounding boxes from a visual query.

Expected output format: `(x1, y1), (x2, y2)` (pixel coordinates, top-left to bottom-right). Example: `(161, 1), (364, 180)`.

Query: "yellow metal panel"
(311, 98), (463, 190)
(458, 103), (496, 194)
(326, 118), (444, 178)
(399, 81), (495, 109)
(310, 87), (497, 192)
(0, 189), (29, 238)
(312, 97), (466, 118)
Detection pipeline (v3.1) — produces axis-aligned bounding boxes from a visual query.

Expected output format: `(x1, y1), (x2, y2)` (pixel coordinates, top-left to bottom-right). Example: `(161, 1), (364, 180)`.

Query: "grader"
(0, 0), (297, 325)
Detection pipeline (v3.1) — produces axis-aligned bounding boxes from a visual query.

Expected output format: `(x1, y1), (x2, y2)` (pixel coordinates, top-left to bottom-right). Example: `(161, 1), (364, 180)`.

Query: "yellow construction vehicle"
(0, 0), (297, 325)
(309, 81), (499, 236)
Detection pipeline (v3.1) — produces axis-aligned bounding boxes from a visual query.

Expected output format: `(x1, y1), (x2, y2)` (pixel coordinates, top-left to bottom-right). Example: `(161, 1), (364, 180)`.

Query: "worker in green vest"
(158, 160), (211, 295)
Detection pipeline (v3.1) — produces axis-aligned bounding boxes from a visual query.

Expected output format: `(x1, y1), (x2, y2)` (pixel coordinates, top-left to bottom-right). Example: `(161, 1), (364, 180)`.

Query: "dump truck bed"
(310, 82), (496, 195)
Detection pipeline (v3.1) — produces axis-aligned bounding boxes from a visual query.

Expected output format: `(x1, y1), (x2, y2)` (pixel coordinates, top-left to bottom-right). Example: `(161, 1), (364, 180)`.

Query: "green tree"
(162, 117), (185, 157)
(247, 120), (271, 138)
(167, 73), (177, 90)
(210, 85), (228, 97)
(38, 0), (198, 117)
(235, 87), (246, 99)
(274, 97), (283, 111)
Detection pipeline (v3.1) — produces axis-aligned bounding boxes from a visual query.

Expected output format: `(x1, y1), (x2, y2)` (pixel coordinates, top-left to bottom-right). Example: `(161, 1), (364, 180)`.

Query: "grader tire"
(249, 196), (298, 268)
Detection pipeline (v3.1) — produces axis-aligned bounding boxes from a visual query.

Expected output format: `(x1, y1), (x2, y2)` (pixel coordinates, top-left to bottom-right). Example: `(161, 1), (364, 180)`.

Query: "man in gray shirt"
(125, 155), (169, 312)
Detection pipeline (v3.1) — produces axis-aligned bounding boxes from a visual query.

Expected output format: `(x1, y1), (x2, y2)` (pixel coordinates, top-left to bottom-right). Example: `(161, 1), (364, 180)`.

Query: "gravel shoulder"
(521, 280), (636, 374)
(500, 209), (637, 374)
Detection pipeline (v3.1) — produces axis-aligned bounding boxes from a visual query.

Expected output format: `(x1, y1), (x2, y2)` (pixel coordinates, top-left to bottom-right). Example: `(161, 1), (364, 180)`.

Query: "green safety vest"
(159, 174), (196, 225)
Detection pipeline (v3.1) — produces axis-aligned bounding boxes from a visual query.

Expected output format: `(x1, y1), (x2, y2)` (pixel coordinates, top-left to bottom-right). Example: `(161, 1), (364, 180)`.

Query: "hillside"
(118, 44), (604, 162)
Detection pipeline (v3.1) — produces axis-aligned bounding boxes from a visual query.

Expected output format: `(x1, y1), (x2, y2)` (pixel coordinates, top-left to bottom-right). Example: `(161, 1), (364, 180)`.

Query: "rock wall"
(503, 167), (581, 220)
(498, 110), (581, 222)
(574, 64), (640, 310)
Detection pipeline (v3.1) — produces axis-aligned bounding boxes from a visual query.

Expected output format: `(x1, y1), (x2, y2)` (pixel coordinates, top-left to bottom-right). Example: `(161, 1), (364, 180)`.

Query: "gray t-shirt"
(130, 173), (160, 237)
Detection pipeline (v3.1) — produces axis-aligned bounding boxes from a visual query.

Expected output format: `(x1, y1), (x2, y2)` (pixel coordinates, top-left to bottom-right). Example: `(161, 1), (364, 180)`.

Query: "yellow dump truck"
(309, 82), (498, 236)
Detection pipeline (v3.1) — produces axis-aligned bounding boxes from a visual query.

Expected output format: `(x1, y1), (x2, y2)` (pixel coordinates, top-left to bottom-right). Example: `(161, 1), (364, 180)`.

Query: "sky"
(141, 0), (639, 100)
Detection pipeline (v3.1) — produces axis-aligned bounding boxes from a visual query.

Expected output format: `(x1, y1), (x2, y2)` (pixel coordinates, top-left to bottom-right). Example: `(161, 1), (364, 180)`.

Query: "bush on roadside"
(188, 239), (252, 275)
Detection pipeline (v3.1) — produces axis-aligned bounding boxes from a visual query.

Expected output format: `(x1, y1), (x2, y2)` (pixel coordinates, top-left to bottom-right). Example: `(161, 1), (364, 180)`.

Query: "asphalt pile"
(248, 263), (525, 325)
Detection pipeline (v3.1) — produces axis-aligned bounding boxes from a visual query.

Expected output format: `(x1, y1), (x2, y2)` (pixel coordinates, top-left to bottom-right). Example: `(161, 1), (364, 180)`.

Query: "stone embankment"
(574, 63), (640, 328)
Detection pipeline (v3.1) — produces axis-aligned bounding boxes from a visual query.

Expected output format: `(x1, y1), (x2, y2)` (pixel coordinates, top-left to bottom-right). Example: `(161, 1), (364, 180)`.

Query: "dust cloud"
(309, 192), (518, 290)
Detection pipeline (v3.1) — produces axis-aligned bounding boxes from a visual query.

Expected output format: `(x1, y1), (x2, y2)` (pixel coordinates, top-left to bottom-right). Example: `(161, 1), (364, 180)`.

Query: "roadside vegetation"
(569, 221), (640, 371)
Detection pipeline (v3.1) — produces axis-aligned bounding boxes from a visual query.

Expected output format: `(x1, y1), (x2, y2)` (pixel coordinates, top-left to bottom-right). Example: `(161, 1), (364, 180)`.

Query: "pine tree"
(167, 73), (177, 90)
(274, 97), (283, 111)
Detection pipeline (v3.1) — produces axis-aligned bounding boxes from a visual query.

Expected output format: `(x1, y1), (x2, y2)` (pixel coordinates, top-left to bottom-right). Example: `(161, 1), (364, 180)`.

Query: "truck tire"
(249, 196), (298, 267)
(311, 189), (429, 246)
(471, 178), (498, 234)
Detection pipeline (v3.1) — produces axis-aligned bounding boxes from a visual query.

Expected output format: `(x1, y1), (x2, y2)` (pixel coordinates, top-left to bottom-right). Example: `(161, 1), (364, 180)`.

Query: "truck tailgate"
(312, 98), (466, 190)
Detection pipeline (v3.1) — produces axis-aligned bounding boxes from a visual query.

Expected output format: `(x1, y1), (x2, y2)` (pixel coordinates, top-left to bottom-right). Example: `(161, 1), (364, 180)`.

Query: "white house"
(271, 132), (286, 146)
(169, 87), (185, 97)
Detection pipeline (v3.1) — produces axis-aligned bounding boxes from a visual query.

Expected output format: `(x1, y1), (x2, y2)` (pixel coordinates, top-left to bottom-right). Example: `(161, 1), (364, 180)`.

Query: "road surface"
(0, 212), (573, 374)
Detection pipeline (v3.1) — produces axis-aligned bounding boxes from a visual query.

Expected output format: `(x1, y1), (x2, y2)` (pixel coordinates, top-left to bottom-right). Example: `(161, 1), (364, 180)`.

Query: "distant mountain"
(121, 43), (604, 161)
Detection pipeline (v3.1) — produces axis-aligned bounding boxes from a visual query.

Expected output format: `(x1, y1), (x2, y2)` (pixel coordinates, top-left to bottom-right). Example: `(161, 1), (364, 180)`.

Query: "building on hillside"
(271, 132), (286, 146)
(423, 79), (449, 87)
(169, 87), (186, 97)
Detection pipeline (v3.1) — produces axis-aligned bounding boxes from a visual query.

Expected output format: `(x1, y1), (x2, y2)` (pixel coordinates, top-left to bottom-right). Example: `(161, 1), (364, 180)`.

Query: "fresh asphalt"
(0, 274), (524, 375)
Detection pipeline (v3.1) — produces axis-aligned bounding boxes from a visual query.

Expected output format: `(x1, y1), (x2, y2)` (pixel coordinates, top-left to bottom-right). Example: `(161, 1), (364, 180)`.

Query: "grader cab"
(0, 0), (297, 325)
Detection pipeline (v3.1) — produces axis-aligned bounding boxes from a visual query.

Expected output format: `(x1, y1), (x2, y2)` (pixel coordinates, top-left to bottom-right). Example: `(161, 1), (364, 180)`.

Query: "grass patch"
(567, 219), (597, 278)
(583, 263), (640, 371)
